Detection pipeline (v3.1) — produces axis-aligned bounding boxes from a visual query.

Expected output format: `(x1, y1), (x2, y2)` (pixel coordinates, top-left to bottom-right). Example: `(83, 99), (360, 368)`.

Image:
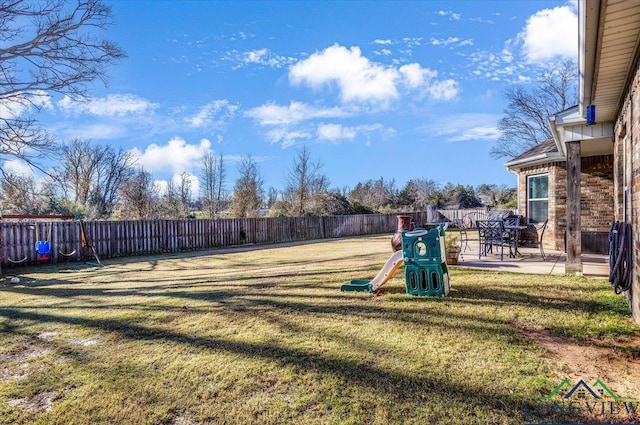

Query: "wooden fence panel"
(1, 211), (440, 269)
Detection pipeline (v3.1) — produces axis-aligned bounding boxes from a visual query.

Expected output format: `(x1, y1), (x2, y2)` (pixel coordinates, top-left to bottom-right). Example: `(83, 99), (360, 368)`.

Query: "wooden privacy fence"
(438, 208), (487, 222)
(1, 211), (436, 269)
(437, 208), (513, 224)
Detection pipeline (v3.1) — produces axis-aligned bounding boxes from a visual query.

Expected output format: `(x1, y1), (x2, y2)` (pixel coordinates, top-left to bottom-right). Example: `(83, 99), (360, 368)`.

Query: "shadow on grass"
(1, 235), (388, 276)
(0, 306), (527, 421)
(4, 278), (632, 422)
(452, 284), (633, 318)
(3, 270), (630, 340)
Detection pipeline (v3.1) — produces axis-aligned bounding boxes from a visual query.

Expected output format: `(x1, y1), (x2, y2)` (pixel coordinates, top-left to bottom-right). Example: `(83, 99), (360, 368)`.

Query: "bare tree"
(399, 178), (439, 210)
(91, 147), (137, 217)
(115, 168), (160, 220)
(200, 152), (226, 218)
(159, 173), (193, 219)
(0, 0), (125, 172)
(54, 139), (136, 218)
(348, 177), (397, 212)
(229, 155), (263, 218)
(491, 59), (578, 159)
(161, 181), (185, 219)
(0, 172), (45, 213)
(216, 153), (226, 207)
(265, 187), (279, 208)
(285, 146), (328, 216)
(178, 172), (192, 208)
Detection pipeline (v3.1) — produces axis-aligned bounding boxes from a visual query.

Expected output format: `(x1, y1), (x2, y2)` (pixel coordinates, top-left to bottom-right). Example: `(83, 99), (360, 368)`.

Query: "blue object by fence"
(36, 241), (51, 255)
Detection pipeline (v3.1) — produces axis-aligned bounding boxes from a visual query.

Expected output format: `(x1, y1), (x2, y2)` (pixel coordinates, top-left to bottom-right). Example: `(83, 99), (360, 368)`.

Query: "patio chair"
(477, 219), (506, 260)
(461, 211), (479, 228)
(534, 219), (549, 260)
(503, 215), (523, 258)
(451, 218), (469, 252)
(503, 215), (521, 227)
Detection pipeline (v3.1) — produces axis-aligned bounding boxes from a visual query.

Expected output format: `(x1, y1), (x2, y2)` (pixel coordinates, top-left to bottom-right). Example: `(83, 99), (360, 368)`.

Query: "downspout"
(628, 79), (635, 313)
(506, 168), (520, 215)
(624, 131), (628, 223)
(627, 87), (634, 223)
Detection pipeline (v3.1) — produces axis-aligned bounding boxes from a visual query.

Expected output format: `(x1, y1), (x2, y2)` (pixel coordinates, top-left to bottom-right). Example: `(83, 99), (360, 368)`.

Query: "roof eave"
(579, 0), (600, 118)
(548, 116), (566, 157)
(504, 151), (565, 172)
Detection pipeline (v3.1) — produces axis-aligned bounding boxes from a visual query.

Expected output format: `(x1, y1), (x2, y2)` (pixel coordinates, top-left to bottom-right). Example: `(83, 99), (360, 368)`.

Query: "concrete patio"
(453, 238), (610, 279)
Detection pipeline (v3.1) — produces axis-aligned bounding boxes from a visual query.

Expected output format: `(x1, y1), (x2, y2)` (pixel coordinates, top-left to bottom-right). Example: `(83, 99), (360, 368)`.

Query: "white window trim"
(527, 173), (549, 224)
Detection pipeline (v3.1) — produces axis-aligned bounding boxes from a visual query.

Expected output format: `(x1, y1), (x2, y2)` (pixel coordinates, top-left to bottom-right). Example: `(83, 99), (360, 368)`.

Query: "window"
(527, 174), (548, 224)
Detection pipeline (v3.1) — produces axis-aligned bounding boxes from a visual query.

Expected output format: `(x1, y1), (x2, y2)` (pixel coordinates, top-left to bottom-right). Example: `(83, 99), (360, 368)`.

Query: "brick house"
(508, 0), (640, 324)
(505, 137), (614, 255)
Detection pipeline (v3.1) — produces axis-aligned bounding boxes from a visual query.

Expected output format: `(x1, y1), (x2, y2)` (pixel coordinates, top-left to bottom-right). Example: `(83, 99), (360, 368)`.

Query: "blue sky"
(14, 0), (578, 197)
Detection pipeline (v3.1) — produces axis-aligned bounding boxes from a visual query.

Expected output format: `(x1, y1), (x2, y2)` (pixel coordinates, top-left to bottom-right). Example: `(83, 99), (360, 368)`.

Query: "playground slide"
(340, 250), (404, 293)
(369, 250), (404, 291)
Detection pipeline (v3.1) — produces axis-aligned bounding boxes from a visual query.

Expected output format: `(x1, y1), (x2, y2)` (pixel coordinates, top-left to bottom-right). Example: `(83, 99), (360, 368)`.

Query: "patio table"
(504, 225), (528, 257)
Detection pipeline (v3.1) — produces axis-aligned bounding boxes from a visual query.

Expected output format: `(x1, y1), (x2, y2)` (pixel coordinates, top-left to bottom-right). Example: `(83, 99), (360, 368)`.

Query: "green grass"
(0, 235), (637, 424)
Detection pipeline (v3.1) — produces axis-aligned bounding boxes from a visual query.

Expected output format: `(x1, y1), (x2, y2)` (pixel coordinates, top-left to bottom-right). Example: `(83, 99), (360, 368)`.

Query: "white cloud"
(245, 101), (348, 126)
(184, 100), (238, 128)
(29, 91), (53, 111)
(266, 128), (311, 148)
(373, 48), (392, 56)
(402, 37), (423, 47)
(428, 79), (460, 101)
(289, 44), (399, 105)
(519, 4), (578, 63)
(468, 48), (529, 83)
(317, 124), (357, 141)
(399, 63), (438, 89)
(58, 94), (158, 116)
(316, 123), (385, 143)
(466, 4), (576, 82)
(427, 113), (501, 142)
(224, 48), (296, 69)
(431, 37), (459, 46)
(399, 63), (459, 100)
(244, 48), (269, 63)
(501, 48), (514, 63)
(447, 125), (501, 142)
(130, 137), (211, 173)
(242, 48), (296, 68)
(60, 123), (127, 140)
(373, 39), (393, 45)
(431, 37), (473, 47)
(436, 10), (461, 20)
(2, 159), (34, 177)
(0, 91), (52, 118)
(289, 44), (459, 105)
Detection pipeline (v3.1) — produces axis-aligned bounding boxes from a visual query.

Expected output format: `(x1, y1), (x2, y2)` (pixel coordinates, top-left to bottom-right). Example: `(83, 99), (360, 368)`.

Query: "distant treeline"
(0, 142), (516, 220)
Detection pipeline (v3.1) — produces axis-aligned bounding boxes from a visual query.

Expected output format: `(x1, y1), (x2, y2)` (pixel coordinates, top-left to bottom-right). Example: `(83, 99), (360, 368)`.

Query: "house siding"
(614, 58), (640, 324)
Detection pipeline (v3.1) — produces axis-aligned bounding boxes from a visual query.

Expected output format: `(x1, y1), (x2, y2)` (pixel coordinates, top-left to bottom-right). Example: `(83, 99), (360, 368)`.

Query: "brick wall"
(517, 155), (613, 252)
(615, 58), (640, 325)
(580, 155), (614, 231)
(517, 162), (565, 251)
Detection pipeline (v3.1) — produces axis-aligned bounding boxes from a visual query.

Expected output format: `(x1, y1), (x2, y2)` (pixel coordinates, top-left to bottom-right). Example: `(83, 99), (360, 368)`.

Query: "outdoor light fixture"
(586, 104), (596, 125)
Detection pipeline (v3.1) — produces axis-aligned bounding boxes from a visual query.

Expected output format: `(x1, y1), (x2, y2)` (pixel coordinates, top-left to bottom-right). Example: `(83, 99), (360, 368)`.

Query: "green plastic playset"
(341, 224), (450, 297)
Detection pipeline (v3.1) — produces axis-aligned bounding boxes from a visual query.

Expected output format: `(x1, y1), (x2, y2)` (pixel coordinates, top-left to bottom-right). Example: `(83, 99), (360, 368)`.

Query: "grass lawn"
(0, 235), (638, 424)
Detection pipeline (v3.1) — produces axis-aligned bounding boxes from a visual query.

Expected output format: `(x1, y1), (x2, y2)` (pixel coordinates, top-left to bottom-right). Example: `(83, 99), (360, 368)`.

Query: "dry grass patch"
(0, 235), (637, 424)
